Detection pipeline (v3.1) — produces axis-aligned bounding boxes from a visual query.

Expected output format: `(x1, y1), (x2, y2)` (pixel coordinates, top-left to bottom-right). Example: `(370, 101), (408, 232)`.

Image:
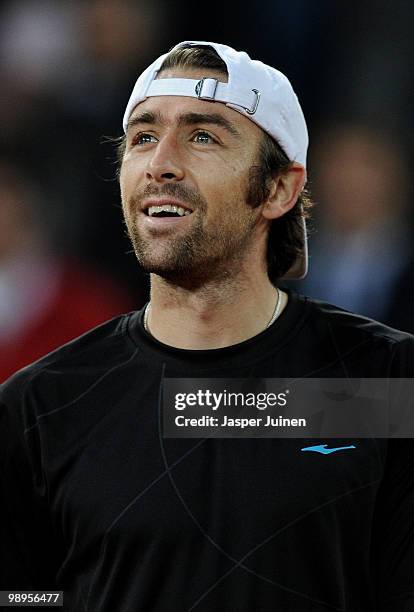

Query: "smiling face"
(120, 67), (270, 286)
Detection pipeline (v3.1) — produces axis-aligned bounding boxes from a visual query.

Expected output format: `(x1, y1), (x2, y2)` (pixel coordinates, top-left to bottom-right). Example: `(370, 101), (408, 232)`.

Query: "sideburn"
(246, 164), (272, 209)
(245, 135), (290, 209)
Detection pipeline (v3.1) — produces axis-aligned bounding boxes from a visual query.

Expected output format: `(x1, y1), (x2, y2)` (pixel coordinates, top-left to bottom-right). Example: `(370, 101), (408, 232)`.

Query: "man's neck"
(144, 273), (287, 350)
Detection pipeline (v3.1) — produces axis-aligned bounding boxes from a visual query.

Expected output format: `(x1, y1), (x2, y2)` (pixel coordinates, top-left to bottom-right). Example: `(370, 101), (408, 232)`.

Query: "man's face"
(120, 67), (268, 285)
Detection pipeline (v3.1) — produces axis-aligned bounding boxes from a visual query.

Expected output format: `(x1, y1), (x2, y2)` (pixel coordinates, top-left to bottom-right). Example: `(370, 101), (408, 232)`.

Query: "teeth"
(147, 204), (192, 217)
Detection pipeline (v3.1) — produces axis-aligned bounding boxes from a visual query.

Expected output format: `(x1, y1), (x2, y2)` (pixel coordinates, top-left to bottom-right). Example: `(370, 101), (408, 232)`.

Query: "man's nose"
(146, 135), (184, 182)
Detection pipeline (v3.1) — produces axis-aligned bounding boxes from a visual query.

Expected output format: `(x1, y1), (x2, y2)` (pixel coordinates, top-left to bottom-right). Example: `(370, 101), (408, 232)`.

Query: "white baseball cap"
(122, 40), (309, 279)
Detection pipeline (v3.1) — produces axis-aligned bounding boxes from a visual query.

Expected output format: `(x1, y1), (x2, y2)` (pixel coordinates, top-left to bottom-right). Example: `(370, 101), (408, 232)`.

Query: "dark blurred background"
(1, 0), (413, 380)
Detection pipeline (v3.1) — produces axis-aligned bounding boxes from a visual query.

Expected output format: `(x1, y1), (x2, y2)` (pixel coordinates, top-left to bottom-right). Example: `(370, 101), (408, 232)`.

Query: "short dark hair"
(117, 44), (313, 282)
(252, 133), (313, 281)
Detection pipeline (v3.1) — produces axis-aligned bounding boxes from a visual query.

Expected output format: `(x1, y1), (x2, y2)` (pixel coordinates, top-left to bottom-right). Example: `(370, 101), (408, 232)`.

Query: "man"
(1, 41), (414, 611)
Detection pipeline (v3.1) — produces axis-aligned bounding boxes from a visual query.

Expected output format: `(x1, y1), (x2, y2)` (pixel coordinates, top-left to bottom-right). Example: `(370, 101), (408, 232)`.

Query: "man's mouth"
(145, 203), (193, 218)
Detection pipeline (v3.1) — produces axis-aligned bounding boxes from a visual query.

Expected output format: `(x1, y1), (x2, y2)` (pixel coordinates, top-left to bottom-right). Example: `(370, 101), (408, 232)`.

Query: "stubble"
(123, 181), (259, 288)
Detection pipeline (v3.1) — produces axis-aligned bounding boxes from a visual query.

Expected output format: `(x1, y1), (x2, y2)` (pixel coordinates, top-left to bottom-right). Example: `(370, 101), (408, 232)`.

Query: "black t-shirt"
(1, 290), (414, 611)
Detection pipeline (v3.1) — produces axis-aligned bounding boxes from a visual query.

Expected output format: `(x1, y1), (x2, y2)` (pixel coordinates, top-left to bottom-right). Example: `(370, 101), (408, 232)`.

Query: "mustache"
(130, 182), (206, 211)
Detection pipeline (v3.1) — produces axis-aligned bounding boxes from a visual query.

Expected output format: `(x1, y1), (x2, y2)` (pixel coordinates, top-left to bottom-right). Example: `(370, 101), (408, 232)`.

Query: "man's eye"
(193, 131), (215, 144)
(133, 133), (157, 146)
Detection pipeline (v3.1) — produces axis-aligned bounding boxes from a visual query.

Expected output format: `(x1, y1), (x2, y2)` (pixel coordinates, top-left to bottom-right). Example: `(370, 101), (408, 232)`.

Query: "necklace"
(143, 288), (281, 333)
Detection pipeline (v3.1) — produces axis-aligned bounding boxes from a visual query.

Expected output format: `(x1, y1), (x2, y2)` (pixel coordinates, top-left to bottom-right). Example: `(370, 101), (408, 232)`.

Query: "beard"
(123, 181), (259, 287)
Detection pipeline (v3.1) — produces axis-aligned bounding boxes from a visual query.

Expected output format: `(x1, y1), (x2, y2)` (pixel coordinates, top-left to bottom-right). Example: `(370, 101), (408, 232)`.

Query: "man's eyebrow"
(126, 111), (161, 132)
(126, 110), (241, 138)
(177, 112), (241, 138)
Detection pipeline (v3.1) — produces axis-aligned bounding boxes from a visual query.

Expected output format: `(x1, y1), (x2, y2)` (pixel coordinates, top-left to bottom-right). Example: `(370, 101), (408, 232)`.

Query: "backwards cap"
(123, 40), (309, 279)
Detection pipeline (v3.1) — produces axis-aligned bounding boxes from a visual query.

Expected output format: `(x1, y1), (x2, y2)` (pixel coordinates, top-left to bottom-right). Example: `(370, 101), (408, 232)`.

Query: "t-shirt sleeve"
(372, 338), (414, 609)
(372, 438), (414, 610)
(0, 389), (60, 590)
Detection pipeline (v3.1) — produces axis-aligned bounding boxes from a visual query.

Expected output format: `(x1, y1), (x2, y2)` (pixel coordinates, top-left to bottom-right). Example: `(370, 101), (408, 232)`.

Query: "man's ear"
(262, 162), (306, 220)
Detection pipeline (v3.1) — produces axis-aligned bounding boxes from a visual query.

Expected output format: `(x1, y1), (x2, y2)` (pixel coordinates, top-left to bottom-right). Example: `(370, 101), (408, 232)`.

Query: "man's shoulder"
(296, 293), (414, 375)
(0, 311), (139, 403)
(307, 294), (414, 345)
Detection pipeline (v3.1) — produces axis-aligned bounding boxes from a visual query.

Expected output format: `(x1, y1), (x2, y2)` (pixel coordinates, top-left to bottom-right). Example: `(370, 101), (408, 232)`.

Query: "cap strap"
(146, 78), (260, 115)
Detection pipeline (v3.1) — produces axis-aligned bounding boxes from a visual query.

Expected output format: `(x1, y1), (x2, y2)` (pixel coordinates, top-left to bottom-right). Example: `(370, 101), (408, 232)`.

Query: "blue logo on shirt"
(301, 444), (356, 455)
